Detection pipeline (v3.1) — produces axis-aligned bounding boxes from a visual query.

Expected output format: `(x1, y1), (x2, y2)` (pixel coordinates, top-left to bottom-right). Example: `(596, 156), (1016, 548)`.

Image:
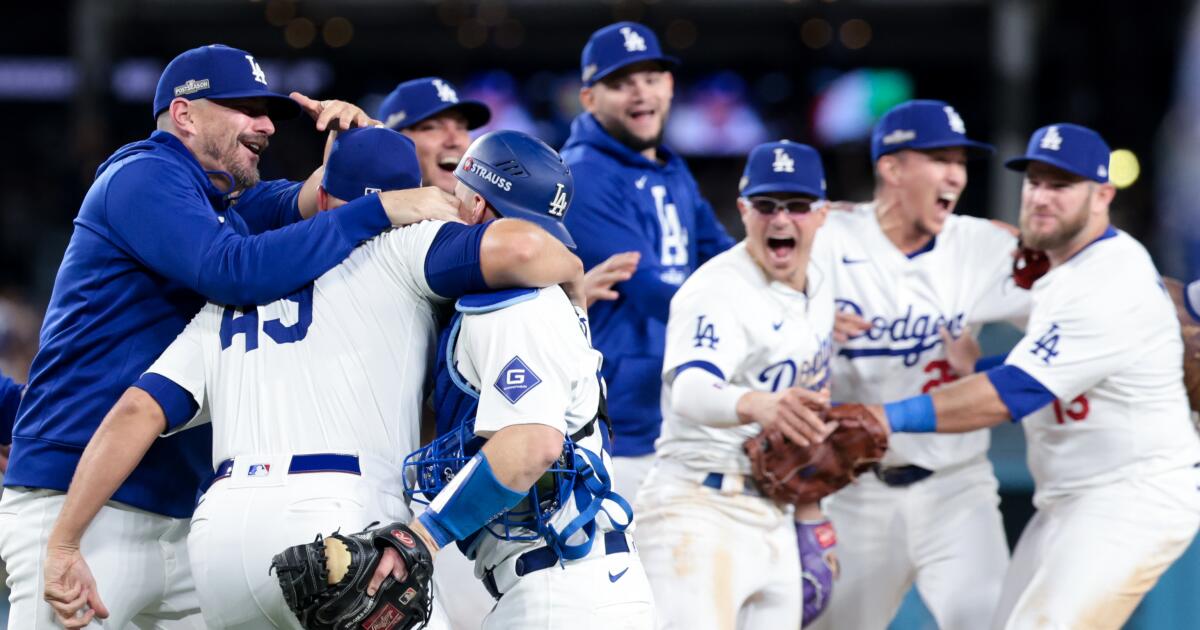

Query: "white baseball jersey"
(447, 286), (615, 571)
(1004, 229), (1200, 505)
(817, 204), (1029, 470)
(147, 221), (450, 468)
(656, 241), (835, 474)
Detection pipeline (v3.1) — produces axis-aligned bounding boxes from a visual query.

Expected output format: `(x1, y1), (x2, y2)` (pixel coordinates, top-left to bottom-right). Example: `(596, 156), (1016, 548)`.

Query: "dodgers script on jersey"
(147, 220), (450, 479)
(448, 286), (619, 571)
(656, 242), (835, 473)
(817, 204), (1028, 470)
(1004, 229), (1200, 505)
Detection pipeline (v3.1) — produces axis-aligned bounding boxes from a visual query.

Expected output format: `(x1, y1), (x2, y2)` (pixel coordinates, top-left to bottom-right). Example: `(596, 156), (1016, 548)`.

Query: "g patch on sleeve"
(494, 356), (542, 404)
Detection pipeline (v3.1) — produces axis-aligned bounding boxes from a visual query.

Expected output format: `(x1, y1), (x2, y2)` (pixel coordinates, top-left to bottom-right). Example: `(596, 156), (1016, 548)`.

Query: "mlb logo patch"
(247, 463), (271, 477)
(494, 356), (542, 404)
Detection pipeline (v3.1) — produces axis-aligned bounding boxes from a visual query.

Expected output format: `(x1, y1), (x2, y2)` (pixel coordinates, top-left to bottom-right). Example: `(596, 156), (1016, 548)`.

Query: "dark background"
(1, 2), (1197, 627)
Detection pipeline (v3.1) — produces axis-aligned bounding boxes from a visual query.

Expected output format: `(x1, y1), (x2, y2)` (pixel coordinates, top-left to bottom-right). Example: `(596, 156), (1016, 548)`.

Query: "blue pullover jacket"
(561, 114), (733, 456)
(5, 130), (391, 517)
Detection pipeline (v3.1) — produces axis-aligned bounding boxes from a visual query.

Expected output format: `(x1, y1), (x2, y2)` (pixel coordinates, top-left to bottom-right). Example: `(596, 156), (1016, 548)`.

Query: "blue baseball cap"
(377, 77), (491, 131)
(581, 22), (680, 86)
(455, 130), (576, 248)
(1004, 123), (1111, 183)
(153, 44), (300, 121)
(322, 127), (422, 202)
(739, 140), (826, 199)
(870, 99), (993, 163)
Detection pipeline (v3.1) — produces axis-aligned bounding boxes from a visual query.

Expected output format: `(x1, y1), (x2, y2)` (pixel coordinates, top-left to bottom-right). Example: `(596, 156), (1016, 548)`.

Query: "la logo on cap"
(432, 79), (458, 104)
(1040, 126), (1063, 151)
(772, 148), (795, 173)
(548, 182), (568, 217)
(620, 26), (647, 52)
(944, 106), (966, 134)
(245, 54), (267, 86)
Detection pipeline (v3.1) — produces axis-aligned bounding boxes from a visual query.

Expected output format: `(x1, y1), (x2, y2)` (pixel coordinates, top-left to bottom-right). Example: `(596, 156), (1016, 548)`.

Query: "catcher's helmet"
(454, 130), (576, 248)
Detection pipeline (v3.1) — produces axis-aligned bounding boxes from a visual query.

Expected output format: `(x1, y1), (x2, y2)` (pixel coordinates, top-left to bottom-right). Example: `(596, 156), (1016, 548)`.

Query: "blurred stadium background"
(2, 0), (1199, 627)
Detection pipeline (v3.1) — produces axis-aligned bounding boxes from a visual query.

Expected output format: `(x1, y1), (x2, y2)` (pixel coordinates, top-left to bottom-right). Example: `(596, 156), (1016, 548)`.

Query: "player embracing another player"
(870, 123), (1200, 630)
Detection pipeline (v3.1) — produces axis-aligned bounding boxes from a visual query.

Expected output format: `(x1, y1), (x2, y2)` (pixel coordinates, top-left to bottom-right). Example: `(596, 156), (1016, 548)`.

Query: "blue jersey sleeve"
(232, 179), (304, 233)
(986, 364), (1056, 421)
(105, 158), (390, 306)
(0, 372), (21, 445)
(691, 193), (735, 265)
(424, 221), (491, 298)
(565, 173), (679, 322)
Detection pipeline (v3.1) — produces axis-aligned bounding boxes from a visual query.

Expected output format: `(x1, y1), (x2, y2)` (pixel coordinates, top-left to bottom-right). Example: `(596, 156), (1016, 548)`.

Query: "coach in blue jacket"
(562, 22), (735, 498)
(0, 44), (463, 627)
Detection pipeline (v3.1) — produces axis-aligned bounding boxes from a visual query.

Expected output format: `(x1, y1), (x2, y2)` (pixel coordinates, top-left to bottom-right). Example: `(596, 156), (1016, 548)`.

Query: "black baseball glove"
(271, 522), (434, 630)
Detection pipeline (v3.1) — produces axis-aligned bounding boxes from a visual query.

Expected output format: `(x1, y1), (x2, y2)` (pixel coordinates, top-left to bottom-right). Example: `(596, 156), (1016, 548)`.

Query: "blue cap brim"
(740, 182), (824, 199)
(902, 138), (995, 159)
(588, 54), (681, 86)
(1004, 155), (1106, 183)
(209, 92), (302, 121)
(413, 99), (492, 130)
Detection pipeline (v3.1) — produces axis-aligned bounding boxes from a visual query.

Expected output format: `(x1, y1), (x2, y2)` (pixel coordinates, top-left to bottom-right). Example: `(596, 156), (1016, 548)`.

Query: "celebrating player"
(634, 141), (835, 629)
(871, 123), (1200, 630)
(378, 76), (492, 195)
(402, 129), (654, 627)
(810, 100), (1030, 630)
(38, 126), (584, 629)
(0, 43), (466, 628)
(561, 22), (735, 500)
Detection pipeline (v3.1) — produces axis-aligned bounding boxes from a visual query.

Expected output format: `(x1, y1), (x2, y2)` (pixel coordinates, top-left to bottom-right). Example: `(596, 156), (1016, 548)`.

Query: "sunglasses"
(745, 196), (822, 215)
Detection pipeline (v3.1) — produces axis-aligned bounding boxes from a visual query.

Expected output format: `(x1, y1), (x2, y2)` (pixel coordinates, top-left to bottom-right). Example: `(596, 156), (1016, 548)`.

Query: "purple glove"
(796, 519), (839, 627)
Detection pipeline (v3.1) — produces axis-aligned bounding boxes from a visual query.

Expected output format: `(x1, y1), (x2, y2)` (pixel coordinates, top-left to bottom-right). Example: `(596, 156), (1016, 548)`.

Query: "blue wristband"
(418, 451), (526, 548)
(883, 394), (937, 433)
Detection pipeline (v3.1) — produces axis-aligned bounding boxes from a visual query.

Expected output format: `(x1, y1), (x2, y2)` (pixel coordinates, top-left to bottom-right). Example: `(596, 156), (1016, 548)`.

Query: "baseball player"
(377, 75), (503, 630)
(402, 129), (653, 628)
(809, 100), (1030, 630)
(0, 43), (468, 629)
(378, 76), (492, 195)
(634, 141), (836, 629)
(872, 122), (1200, 630)
(40, 126), (586, 629)
(562, 22), (736, 500)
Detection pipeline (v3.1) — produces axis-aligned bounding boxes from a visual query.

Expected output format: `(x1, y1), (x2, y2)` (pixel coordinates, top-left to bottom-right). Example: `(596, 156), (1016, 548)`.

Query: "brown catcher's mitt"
(744, 404), (889, 507)
(1163, 277), (1200, 412)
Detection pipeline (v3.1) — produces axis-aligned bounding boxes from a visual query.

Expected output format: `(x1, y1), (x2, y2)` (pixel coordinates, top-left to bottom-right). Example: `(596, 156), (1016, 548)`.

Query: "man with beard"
(0, 44), (461, 628)
(561, 22), (735, 500)
(870, 123), (1200, 630)
(810, 100), (1030, 630)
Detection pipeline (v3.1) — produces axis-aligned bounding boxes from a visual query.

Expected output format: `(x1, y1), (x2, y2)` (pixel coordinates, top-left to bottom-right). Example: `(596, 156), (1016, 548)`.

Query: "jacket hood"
(562, 113), (684, 173)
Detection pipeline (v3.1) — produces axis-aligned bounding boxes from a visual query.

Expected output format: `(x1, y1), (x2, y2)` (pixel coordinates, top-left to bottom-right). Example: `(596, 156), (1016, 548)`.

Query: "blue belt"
(874, 464), (934, 487)
(481, 530), (629, 600)
(702, 472), (763, 497)
(199, 453), (361, 495)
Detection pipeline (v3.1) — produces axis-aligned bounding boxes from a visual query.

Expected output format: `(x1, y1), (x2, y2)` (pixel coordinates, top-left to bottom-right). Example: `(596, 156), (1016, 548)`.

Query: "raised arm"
(479, 218), (583, 289)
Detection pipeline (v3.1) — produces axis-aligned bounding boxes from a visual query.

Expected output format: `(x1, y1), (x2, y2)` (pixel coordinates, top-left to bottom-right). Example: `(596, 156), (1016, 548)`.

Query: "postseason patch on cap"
(882, 129), (916, 145)
(174, 78), (210, 97)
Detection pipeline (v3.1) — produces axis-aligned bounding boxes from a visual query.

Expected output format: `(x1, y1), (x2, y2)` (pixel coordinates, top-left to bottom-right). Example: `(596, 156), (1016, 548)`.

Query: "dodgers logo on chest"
(757, 334), (833, 392)
(835, 299), (965, 366)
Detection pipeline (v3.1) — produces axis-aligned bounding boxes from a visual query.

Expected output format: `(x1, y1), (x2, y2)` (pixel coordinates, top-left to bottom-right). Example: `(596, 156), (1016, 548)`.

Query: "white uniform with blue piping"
(433, 285), (655, 628)
(144, 221), (454, 630)
(808, 204), (1027, 630)
(990, 229), (1200, 630)
(636, 240), (834, 630)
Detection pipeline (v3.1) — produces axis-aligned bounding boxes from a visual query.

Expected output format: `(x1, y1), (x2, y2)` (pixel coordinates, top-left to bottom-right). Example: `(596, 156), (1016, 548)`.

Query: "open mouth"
(935, 192), (957, 212)
(629, 108), (656, 123)
(240, 139), (265, 157)
(438, 155), (461, 173)
(766, 236), (796, 259)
